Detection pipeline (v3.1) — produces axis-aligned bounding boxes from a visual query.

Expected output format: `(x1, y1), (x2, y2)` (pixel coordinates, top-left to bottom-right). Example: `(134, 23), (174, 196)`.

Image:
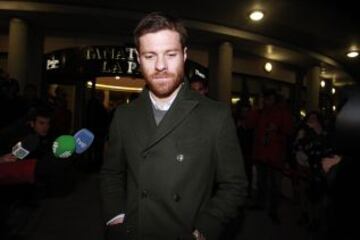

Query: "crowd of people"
(228, 85), (358, 240)
(184, 65), (358, 240)
(0, 69), (78, 239)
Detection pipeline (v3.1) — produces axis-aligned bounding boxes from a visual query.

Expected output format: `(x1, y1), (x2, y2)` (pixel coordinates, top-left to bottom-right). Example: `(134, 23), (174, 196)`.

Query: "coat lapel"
(133, 89), (157, 150)
(143, 83), (199, 152)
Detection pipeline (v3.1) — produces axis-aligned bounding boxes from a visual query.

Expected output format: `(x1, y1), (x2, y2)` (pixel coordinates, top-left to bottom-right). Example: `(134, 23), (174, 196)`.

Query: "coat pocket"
(105, 223), (128, 240)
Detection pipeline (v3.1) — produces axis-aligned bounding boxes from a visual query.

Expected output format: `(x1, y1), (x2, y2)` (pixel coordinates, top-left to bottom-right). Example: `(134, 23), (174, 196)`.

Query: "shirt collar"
(149, 83), (183, 111)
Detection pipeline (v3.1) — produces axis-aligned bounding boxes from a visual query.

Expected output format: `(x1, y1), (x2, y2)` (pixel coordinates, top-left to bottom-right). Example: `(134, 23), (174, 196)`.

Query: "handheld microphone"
(52, 135), (76, 158)
(74, 128), (95, 154)
(12, 134), (40, 160)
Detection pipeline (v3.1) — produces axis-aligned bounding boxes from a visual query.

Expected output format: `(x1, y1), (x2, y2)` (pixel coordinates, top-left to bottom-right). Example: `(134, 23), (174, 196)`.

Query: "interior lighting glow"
(300, 110), (306, 118)
(249, 10), (264, 21)
(347, 51), (359, 58)
(87, 82), (143, 92)
(320, 80), (326, 88)
(264, 62), (272, 72)
(231, 97), (241, 105)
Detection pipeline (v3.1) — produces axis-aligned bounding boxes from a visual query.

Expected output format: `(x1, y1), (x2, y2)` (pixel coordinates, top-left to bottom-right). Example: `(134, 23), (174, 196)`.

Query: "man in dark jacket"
(100, 12), (247, 240)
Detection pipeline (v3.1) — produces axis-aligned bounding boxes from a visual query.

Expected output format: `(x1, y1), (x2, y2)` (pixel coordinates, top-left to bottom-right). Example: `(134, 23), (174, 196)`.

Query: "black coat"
(100, 83), (247, 240)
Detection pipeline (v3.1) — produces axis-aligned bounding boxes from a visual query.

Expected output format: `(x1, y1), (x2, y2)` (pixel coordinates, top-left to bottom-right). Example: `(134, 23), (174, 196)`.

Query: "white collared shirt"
(149, 83), (183, 111)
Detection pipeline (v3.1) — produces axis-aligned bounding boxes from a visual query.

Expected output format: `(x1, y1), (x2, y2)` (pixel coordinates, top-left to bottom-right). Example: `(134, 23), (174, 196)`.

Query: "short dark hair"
(190, 77), (207, 87)
(134, 12), (188, 50)
(27, 107), (51, 122)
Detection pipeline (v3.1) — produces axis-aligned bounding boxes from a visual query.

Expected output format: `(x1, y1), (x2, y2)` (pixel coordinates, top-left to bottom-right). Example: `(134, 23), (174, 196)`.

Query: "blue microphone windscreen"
(74, 128), (95, 154)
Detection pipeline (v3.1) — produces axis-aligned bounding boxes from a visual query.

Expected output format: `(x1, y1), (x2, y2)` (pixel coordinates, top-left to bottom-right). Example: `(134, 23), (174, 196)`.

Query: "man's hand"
(0, 153), (17, 163)
(193, 229), (206, 240)
(321, 155), (342, 173)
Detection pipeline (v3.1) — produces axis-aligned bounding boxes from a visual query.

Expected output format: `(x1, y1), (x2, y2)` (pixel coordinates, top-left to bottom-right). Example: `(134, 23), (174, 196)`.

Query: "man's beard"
(146, 71), (184, 98)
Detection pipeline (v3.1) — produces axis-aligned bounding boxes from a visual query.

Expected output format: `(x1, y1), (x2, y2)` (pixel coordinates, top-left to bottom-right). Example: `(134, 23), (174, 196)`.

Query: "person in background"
(0, 107), (51, 162)
(100, 12), (247, 240)
(251, 89), (293, 224)
(234, 101), (254, 199)
(0, 77), (27, 130)
(190, 77), (208, 96)
(0, 107), (52, 240)
(0, 106), (74, 196)
(292, 111), (332, 232)
(86, 90), (110, 171)
(49, 86), (72, 136)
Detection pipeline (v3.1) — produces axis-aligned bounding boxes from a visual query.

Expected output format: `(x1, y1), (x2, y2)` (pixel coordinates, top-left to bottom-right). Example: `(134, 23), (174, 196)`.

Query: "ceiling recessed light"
(320, 80), (326, 88)
(332, 88), (336, 94)
(347, 51), (359, 58)
(249, 10), (264, 21)
(264, 62), (272, 72)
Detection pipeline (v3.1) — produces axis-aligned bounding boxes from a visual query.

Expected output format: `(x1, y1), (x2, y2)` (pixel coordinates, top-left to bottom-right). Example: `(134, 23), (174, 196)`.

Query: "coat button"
(141, 190), (148, 198)
(172, 193), (181, 202)
(176, 154), (184, 162)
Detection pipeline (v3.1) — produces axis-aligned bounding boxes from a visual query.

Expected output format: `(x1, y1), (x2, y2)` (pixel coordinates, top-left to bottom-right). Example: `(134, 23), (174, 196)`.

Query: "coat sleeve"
(100, 108), (127, 223)
(195, 106), (248, 240)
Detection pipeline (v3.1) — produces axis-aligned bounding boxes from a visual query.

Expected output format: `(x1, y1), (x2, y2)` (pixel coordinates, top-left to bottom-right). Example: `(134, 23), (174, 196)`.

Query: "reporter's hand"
(193, 229), (206, 240)
(0, 153), (17, 163)
(321, 155), (341, 173)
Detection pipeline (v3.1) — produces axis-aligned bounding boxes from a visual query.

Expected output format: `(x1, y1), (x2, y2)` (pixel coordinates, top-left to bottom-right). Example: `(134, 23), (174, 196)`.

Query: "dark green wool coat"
(100, 82), (247, 240)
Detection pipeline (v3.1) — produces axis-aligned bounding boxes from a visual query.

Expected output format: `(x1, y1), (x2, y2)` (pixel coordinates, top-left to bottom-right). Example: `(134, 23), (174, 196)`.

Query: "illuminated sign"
(82, 46), (139, 75)
(44, 46), (141, 78)
(44, 46), (208, 83)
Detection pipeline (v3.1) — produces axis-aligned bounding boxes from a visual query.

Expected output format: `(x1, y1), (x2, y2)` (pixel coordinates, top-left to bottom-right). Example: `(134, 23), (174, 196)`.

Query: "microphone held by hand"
(12, 134), (40, 160)
(74, 128), (95, 154)
(52, 135), (76, 158)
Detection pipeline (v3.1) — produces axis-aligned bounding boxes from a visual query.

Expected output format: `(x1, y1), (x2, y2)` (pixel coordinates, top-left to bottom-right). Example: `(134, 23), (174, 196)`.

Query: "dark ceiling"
(0, 0), (359, 84)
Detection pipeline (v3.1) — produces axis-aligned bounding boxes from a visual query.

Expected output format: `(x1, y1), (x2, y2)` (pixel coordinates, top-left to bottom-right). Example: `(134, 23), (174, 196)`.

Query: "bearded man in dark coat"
(100, 12), (247, 240)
